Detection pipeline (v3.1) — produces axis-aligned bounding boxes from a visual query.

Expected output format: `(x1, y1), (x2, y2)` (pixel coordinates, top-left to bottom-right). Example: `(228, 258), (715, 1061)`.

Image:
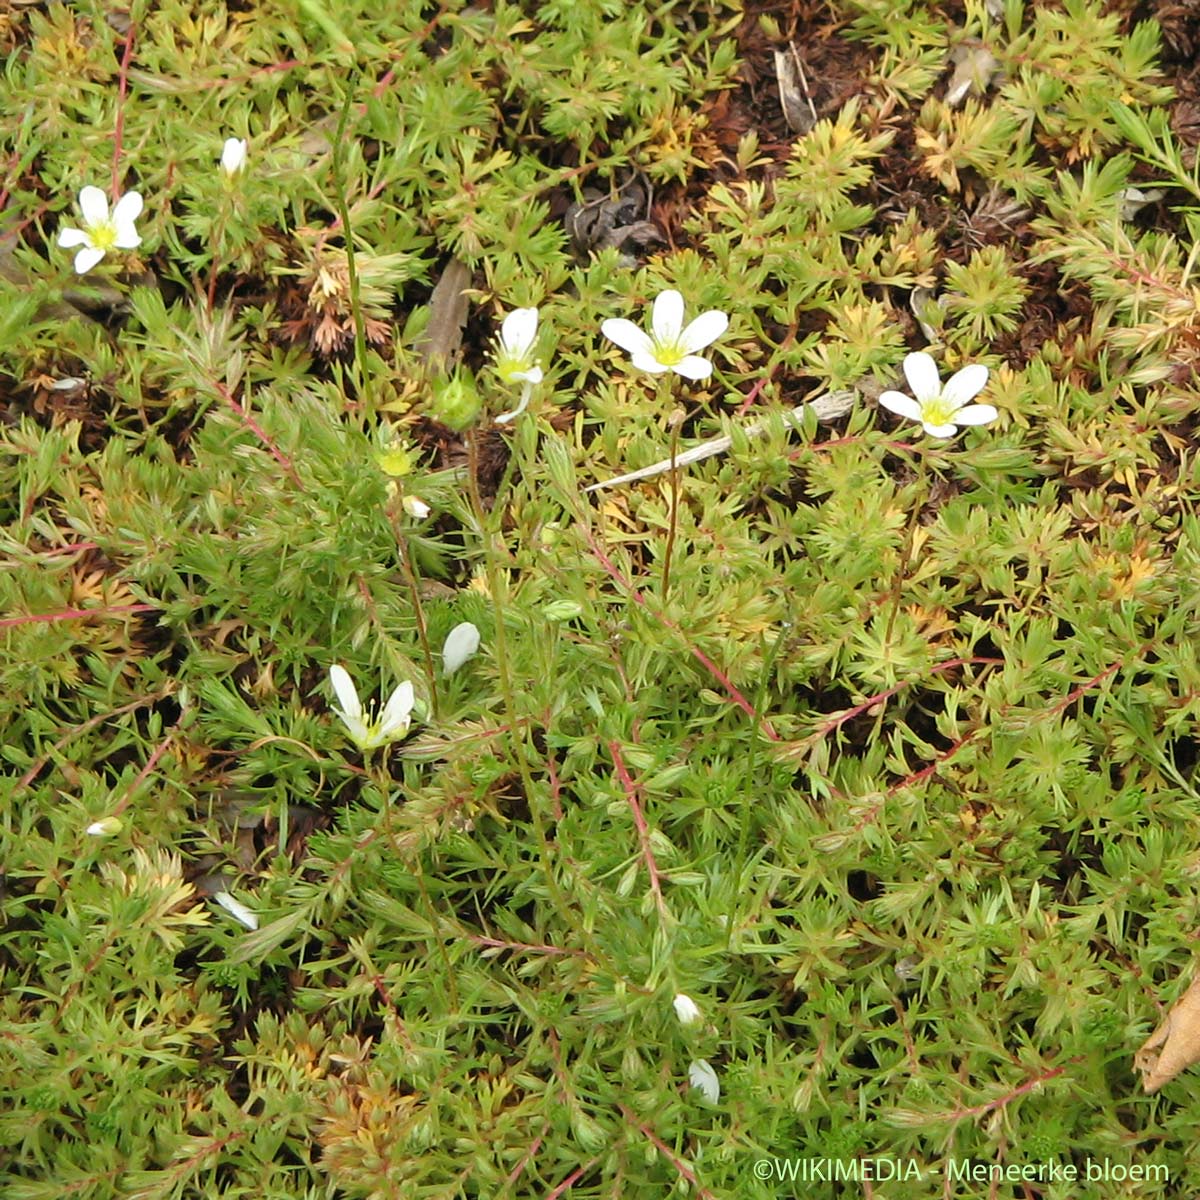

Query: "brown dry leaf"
(774, 45), (816, 135)
(412, 257), (471, 370)
(564, 175), (656, 259)
(1136, 972), (1200, 1092)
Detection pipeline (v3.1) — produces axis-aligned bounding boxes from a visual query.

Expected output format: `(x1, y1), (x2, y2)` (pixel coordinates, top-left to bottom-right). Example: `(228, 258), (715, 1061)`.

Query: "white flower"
(494, 307), (544, 387)
(329, 664), (415, 750)
(85, 817), (122, 837)
(402, 493), (431, 519)
(220, 137), (248, 177)
(493, 307), (544, 424)
(673, 993), (702, 1027)
(212, 890), (258, 931)
(878, 351), (996, 438)
(688, 1059), (720, 1104)
(442, 622), (481, 676)
(57, 186), (143, 274)
(601, 289), (728, 381)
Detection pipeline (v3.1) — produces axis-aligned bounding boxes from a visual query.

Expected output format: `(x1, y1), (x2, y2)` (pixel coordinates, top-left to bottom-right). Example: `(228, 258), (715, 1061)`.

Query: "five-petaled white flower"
(878, 351), (997, 438)
(220, 137), (248, 177)
(329, 664), (414, 750)
(601, 289), (728, 381)
(57, 186), (143, 274)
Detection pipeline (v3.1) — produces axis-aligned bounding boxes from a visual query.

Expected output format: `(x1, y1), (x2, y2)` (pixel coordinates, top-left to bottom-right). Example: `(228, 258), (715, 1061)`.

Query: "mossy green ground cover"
(4, 0), (1200, 1195)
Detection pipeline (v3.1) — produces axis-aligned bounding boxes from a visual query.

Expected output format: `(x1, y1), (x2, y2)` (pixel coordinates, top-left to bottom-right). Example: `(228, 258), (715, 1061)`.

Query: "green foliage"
(4, 0), (1200, 1196)
(942, 245), (1029, 341)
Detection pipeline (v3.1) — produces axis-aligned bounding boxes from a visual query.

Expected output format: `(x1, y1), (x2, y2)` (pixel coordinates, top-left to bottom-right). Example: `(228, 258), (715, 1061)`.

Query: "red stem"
(111, 20), (137, 199)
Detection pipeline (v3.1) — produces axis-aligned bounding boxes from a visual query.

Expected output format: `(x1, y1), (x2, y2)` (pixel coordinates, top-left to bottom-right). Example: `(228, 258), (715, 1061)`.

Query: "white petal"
(673, 993), (702, 1026)
(402, 494), (431, 519)
(78, 186), (109, 227)
(500, 307), (538, 355)
(671, 355), (714, 381)
(378, 680), (415, 737)
(951, 403), (998, 426)
(494, 388), (532, 423)
(329, 664), (362, 721)
(601, 318), (654, 358)
(343, 714), (373, 747)
(922, 421), (959, 438)
(942, 363), (989, 406)
(878, 391), (923, 422)
(630, 351), (671, 374)
(442, 622), (481, 676)
(111, 192), (143, 246)
(213, 891), (258, 930)
(112, 190), (143, 226)
(57, 227), (89, 249)
(901, 351), (942, 401)
(73, 246), (105, 274)
(688, 1059), (720, 1104)
(112, 224), (142, 250)
(679, 310), (729, 354)
(652, 289), (685, 343)
(511, 365), (543, 385)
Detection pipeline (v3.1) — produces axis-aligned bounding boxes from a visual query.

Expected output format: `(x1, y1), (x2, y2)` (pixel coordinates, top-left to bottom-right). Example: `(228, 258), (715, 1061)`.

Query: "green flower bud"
(542, 599), (584, 622)
(431, 370), (481, 432)
(376, 445), (414, 477)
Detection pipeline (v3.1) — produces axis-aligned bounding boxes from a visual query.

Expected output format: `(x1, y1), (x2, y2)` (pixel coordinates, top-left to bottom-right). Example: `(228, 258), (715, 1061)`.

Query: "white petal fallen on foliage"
(688, 1059), (720, 1104)
(442, 622), (481, 676)
(213, 891), (259, 931)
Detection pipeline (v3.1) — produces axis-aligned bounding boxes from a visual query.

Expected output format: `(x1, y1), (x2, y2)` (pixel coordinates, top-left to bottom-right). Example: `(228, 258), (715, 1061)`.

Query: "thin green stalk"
(663, 418), (681, 600)
(369, 757), (458, 1008)
(464, 425), (578, 934)
(660, 378), (681, 600)
(388, 507), (439, 721)
(331, 82), (368, 391)
(884, 469), (930, 647)
(730, 616), (790, 949)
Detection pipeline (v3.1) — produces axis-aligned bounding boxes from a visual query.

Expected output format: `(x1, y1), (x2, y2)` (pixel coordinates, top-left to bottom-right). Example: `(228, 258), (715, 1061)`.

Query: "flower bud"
(430, 370), (481, 432)
(673, 993), (702, 1027)
(85, 817), (123, 837)
(220, 137), (248, 178)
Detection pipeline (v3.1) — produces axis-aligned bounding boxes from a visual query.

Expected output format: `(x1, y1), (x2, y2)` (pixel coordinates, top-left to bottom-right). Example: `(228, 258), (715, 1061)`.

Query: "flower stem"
(660, 378), (682, 601)
(206, 202), (230, 313)
(331, 81), (368, 394)
(464, 424), (578, 933)
(387, 505), (438, 722)
(884, 468), (930, 646)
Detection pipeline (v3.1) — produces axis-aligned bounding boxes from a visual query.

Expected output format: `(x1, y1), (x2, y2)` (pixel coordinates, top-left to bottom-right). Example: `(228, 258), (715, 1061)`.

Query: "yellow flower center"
(652, 338), (686, 367)
(88, 220), (118, 251)
(920, 397), (955, 427)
